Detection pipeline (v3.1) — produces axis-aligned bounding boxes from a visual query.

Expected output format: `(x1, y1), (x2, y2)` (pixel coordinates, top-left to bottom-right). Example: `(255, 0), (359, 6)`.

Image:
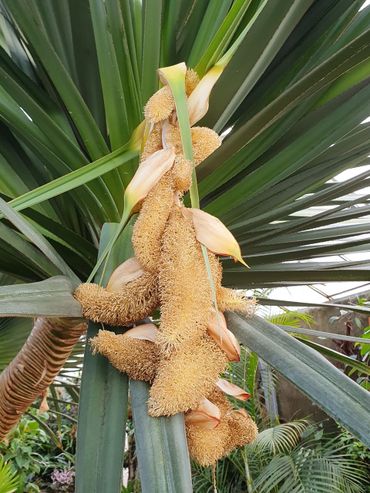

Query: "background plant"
(0, 408), (76, 493)
(0, 456), (18, 493)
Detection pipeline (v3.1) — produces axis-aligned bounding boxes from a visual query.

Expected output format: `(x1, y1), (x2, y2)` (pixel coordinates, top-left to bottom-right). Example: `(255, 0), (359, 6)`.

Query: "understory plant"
(1, 1), (370, 492)
(0, 457), (18, 493)
(193, 421), (369, 493)
(0, 409), (76, 493)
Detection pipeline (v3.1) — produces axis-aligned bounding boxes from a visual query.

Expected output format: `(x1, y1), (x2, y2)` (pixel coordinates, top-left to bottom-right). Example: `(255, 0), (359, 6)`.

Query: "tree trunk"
(0, 317), (86, 440)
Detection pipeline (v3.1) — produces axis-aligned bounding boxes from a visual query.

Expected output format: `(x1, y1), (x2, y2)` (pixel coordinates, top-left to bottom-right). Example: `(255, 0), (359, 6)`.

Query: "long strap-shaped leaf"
(130, 380), (193, 493)
(258, 297), (370, 315)
(76, 223), (132, 493)
(224, 268), (370, 287)
(0, 277), (82, 317)
(6, 147), (138, 216)
(279, 326), (370, 345)
(226, 312), (370, 446)
(2, 0), (109, 161)
(0, 197), (80, 285)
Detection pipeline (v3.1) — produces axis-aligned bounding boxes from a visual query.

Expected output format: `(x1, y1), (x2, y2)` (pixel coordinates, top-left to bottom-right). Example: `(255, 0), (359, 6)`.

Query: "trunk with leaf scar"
(0, 317), (86, 440)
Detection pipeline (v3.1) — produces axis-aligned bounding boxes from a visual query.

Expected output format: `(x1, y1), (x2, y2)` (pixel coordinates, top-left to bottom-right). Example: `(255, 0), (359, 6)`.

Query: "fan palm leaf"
(0, 457), (18, 493)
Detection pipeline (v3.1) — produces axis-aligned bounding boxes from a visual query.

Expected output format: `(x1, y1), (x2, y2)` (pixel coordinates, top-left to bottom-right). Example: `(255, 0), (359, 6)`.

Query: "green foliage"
(339, 428), (370, 466)
(0, 457), (18, 493)
(249, 423), (368, 493)
(121, 481), (141, 493)
(193, 421), (370, 493)
(269, 309), (315, 329)
(0, 410), (76, 493)
(75, 224), (130, 493)
(195, 347), (370, 492)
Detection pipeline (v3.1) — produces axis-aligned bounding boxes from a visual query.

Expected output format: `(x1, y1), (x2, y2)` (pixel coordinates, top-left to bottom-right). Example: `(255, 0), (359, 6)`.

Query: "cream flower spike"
(216, 379), (250, 401)
(124, 147), (176, 212)
(187, 64), (223, 125)
(124, 323), (159, 343)
(185, 398), (221, 430)
(144, 86), (174, 124)
(106, 257), (144, 292)
(183, 208), (248, 266)
(207, 310), (241, 362)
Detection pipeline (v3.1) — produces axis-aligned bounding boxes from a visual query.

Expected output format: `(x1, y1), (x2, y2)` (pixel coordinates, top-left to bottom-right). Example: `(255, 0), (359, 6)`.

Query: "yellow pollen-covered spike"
(90, 330), (159, 383)
(206, 387), (232, 415)
(186, 387), (231, 466)
(156, 207), (218, 352)
(140, 123), (163, 161)
(186, 387), (258, 466)
(148, 336), (227, 417)
(144, 86), (175, 124)
(191, 127), (222, 165)
(186, 417), (230, 467)
(171, 155), (193, 192)
(224, 409), (258, 454)
(163, 125), (221, 166)
(132, 173), (175, 273)
(74, 271), (158, 326)
(144, 68), (198, 125)
(185, 69), (200, 95)
(217, 287), (256, 316)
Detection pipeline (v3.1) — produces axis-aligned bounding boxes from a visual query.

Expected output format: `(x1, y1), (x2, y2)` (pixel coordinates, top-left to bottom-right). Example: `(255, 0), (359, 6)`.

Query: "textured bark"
(0, 317), (86, 440)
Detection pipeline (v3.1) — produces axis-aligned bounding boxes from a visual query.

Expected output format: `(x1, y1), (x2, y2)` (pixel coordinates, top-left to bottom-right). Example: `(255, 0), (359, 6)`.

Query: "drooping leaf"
(0, 277), (82, 317)
(227, 313), (370, 447)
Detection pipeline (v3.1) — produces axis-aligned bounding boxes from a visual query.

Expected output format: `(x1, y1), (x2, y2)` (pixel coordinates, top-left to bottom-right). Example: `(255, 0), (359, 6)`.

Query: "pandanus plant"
(1, 1), (370, 492)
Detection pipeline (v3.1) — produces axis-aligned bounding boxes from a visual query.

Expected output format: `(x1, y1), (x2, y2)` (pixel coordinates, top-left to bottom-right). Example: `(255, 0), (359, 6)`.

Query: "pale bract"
(216, 378), (250, 401)
(187, 65), (224, 125)
(185, 398), (221, 429)
(124, 147), (176, 212)
(106, 257), (144, 292)
(158, 62), (187, 87)
(183, 207), (247, 266)
(207, 309), (241, 362)
(124, 323), (159, 343)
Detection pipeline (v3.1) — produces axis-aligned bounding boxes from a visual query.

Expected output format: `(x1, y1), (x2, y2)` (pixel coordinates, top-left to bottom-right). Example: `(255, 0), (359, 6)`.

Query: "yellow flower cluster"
(75, 63), (257, 465)
(187, 389), (258, 466)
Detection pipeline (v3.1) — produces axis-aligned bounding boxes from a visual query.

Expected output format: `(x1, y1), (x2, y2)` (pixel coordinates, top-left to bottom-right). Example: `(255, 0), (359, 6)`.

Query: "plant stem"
(244, 448), (254, 493)
(212, 463), (218, 493)
(162, 64), (219, 312)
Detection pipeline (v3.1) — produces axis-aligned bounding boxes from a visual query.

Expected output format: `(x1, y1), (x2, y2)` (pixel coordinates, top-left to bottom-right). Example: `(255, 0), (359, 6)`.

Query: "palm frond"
(252, 424), (368, 493)
(249, 421), (309, 456)
(269, 310), (315, 329)
(0, 456), (18, 493)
